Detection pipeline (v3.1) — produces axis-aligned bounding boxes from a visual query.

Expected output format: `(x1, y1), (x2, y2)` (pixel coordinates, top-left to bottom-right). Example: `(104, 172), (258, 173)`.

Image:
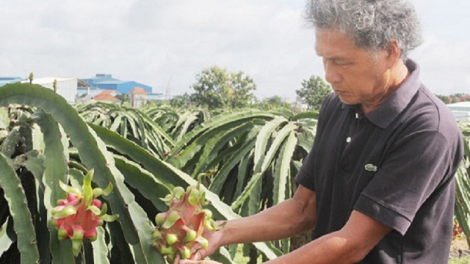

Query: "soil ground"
(450, 239), (470, 259)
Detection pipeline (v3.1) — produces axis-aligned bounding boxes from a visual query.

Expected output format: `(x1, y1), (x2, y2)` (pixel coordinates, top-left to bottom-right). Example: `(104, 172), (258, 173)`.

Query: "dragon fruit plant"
(0, 82), (283, 263)
(50, 169), (118, 257)
(152, 178), (223, 262)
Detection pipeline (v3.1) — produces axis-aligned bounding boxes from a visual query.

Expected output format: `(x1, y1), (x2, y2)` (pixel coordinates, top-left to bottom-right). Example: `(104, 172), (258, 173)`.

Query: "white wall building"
(447, 101), (470, 122)
(22, 77), (78, 103)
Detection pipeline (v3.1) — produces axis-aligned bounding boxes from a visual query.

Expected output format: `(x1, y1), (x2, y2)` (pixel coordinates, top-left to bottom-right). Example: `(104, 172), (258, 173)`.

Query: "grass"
(450, 237), (470, 263)
(449, 258), (470, 264)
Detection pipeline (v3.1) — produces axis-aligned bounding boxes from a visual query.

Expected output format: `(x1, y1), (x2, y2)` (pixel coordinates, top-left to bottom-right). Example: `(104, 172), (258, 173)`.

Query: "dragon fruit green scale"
(153, 180), (223, 262)
(50, 169), (118, 257)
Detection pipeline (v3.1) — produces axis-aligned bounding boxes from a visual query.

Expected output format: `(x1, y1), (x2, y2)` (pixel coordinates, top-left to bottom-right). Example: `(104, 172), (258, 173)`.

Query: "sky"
(1, 0), (469, 100)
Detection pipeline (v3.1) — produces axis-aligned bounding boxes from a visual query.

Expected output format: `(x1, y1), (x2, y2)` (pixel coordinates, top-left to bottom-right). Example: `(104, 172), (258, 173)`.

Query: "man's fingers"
(190, 244), (208, 260)
(190, 243), (202, 254)
(190, 251), (202, 261)
(180, 260), (201, 264)
(173, 254), (181, 264)
(179, 260), (221, 264)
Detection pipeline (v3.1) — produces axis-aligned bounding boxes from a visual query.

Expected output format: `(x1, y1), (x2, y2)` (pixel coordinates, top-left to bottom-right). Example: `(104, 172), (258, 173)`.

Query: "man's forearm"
(219, 196), (316, 246)
(263, 211), (392, 264)
(263, 230), (359, 264)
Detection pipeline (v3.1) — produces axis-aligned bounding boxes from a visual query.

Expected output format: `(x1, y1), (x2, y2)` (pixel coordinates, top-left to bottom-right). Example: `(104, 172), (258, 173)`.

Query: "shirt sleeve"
(295, 151), (316, 191)
(354, 130), (455, 235)
(294, 92), (336, 191)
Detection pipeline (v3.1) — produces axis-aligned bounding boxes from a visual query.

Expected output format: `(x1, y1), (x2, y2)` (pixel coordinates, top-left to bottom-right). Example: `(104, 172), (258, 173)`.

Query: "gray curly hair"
(305, 0), (423, 60)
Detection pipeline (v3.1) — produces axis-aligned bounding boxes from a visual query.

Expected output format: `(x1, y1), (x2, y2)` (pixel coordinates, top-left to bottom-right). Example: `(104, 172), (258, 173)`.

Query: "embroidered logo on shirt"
(364, 164), (378, 172)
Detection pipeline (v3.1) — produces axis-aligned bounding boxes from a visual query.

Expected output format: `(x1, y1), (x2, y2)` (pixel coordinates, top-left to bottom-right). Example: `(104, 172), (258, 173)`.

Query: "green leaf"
(231, 172), (263, 211)
(106, 221), (135, 263)
(166, 109), (274, 164)
(24, 150), (53, 264)
(0, 83), (159, 263)
(89, 122), (281, 260)
(190, 121), (256, 178)
(33, 110), (74, 263)
(210, 247), (236, 264)
(234, 150), (253, 203)
(273, 131), (297, 205)
(0, 153), (40, 264)
(209, 136), (256, 195)
(248, 175), (262, 216)
(0, 218), (14, 256)
(113, 154), (171, 212)
(0, 107), (8, 129)
(258, 123), (297, 173)
(291, 111), (320, 121)
(173, 111), (199, 142)
(88, 123), (186, 187)
(253, 117), (288, 172)
(23, 150), (45, 179)
(233, 123), (298, 210)
(455, 160), (470, 246)
(33, 110), (68, 207)
(1, 128), (19, 157)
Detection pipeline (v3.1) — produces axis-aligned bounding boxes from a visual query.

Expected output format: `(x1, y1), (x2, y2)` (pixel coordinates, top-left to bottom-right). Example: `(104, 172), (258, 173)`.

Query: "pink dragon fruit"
(51, 169), (118, 256)
(153, 181), (223, 262)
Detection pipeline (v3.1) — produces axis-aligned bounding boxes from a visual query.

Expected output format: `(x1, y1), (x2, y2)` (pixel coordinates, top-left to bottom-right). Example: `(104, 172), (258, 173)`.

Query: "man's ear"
(385, 39), (401, 66)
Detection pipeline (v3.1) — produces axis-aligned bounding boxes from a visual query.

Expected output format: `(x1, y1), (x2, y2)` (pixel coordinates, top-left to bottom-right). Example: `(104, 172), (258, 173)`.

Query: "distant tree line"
(435, 93), (470, 104)
(161, 65), (470, 111)
(166, 66), (331, 112)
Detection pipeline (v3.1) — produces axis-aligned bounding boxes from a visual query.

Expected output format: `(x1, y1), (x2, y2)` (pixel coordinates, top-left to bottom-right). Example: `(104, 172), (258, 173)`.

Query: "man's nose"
(324, 63), (342, 84)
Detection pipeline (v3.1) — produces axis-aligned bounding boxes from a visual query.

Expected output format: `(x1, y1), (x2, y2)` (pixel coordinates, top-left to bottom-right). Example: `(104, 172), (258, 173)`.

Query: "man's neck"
(361, 60), (410, 114)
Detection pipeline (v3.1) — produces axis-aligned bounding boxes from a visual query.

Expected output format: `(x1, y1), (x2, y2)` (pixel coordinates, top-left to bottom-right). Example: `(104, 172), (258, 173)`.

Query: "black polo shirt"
(295, 60), (464, 264)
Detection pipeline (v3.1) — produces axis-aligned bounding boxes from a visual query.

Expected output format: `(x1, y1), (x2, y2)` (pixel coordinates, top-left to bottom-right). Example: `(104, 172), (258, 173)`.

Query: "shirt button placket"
(347, 112), (360, 143)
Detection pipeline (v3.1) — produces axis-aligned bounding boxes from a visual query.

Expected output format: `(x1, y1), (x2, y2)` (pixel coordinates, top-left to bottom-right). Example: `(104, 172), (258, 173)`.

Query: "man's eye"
(334, 60), (350, 66)
(335, 61), (352, 68)
(322, 58), (352, 67)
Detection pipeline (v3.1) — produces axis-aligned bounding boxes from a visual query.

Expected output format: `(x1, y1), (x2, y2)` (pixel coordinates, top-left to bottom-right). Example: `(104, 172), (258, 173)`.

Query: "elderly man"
(178, 0), (464, 263)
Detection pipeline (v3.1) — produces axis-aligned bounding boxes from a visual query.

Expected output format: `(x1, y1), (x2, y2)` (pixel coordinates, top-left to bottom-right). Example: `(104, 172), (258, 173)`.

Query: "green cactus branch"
(33, 110), (72, 263)
(88, 122), (282, 260)
(0, 83), (165, 263)
(0, 153), (40, 264)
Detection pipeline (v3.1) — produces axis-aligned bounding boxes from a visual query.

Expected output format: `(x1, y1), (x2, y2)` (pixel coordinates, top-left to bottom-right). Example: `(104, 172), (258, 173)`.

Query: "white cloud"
(0, 0), (468, 99)
(120, 0), (320, 97)
(412, 34), (470, 95)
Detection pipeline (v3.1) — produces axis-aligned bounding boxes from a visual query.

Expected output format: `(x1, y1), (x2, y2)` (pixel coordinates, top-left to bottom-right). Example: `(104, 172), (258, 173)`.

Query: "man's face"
(315, 29), (391, 106)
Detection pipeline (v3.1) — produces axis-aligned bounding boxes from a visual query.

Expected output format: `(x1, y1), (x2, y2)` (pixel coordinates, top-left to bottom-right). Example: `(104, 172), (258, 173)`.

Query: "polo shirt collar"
(343, 59), (421, 129)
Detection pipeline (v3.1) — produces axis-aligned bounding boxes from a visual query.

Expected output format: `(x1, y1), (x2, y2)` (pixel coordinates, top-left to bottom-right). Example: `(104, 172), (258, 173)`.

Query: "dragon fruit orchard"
(153, 181), (222, 262)
(51, 169), (118, 256)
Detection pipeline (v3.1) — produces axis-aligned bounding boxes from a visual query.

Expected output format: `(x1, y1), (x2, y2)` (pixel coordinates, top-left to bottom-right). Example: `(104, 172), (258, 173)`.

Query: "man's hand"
(178, 260), (222, 264)
(172, 253), (223, 264)
(173, 241), (222, 264)
(172, 221), (225, 264)
(189, 223), (224, 260)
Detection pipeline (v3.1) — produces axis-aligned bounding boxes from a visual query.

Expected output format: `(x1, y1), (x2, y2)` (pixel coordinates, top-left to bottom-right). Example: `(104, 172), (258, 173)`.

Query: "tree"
(296, 75), (332, 111)
(254, 95), (293, 110)
(28, 72), (34, 84)
(170, 93), (191, 108)
(115, 93), (130, 104)
(53, 79), (58, 93)
(190, 66), (256, 109)
(436, 93), (470, 104)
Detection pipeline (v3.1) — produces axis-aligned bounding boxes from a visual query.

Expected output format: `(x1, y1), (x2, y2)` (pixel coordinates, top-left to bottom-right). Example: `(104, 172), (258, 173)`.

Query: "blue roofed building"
(0, 77), (24, 86)
(81, 74), (152, 94)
